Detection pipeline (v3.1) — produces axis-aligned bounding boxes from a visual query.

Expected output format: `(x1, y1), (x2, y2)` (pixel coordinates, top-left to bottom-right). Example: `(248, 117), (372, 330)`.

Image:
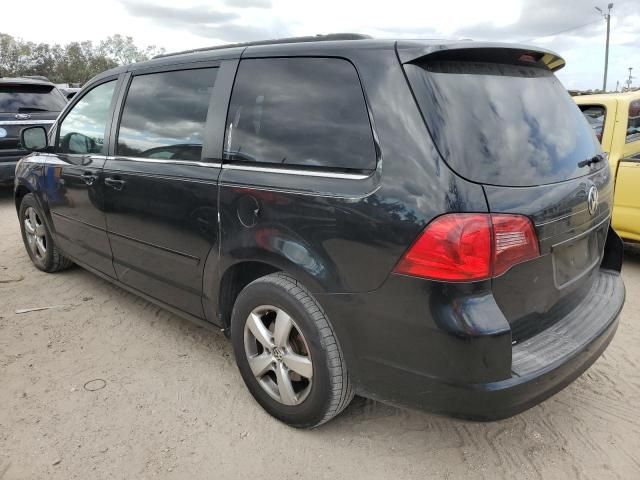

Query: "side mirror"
(20, 126), (48, 152)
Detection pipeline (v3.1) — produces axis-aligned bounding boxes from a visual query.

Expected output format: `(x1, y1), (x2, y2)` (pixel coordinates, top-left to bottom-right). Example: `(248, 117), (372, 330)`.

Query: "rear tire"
(231, 272), (354, 428)
(18, 193), (73, 273)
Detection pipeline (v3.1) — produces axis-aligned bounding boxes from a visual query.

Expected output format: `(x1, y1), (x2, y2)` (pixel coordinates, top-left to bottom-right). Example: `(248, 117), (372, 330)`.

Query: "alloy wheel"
(23, 207), (47, 260)
(243, 305), (313, 406)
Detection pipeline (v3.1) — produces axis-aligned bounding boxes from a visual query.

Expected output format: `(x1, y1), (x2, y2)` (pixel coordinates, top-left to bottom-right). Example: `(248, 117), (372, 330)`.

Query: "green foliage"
(0, 33), (165, 84)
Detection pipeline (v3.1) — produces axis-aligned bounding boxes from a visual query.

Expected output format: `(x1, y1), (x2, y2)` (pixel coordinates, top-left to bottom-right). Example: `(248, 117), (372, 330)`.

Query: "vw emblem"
(15, 113), (31, 120)
(587, 185), (599, 216)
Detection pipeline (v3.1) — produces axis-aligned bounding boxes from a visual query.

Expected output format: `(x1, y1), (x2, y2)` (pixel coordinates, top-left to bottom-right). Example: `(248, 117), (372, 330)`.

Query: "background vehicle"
(577, 91), (640, 242)
(0, 77), (66, 186)
(14, 35), (625, 428)
(59, 87), (81, 101)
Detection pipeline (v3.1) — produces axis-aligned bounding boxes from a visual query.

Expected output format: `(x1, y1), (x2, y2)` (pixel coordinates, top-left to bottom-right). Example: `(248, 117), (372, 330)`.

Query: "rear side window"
(579, 105), (606, 143)
(225, 57), (375, 172)
(117, 68), (217, 161)
(627, 100), (640, 143)
(0, 84), (66, 113)
(405, 60), (601, 187)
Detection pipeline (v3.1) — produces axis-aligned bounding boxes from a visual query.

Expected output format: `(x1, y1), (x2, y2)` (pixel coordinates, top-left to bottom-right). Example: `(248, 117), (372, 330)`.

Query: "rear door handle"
(104, 177), (126, 191)
(81, 172), (98, 186)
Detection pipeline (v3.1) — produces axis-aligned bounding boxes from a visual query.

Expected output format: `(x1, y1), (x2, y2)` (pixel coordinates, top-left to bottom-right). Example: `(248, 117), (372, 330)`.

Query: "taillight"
(393, 213), (539, 281)
(491, 214), (539, 276)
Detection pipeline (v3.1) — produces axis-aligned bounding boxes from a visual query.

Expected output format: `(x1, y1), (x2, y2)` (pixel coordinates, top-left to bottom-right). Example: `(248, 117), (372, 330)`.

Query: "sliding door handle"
(104, 177), (126, 191)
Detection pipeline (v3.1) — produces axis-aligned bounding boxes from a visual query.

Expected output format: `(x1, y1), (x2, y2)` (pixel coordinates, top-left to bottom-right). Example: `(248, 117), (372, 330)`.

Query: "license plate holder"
(553, 233), (600, 288)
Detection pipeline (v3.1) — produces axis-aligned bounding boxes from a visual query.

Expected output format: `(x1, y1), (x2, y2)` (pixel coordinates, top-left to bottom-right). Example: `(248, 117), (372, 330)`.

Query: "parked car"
(576, 91), (640, 242)
(14, 35), (625, 428)
(0, 77), (66, 186)
(59, 87), (81, 101)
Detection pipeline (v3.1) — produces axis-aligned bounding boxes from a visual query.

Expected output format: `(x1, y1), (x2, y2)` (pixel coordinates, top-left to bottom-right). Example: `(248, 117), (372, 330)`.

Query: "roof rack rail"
(154, 33), (372, 59)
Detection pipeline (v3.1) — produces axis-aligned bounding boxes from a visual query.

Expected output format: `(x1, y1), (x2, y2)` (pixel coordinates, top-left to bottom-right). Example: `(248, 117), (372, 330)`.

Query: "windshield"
(405, 61), (602, 187)
(0, 85), (67, 113)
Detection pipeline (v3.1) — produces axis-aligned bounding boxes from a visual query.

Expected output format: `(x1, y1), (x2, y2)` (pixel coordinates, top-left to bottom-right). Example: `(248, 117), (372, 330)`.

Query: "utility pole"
(627, 67), (634, 91)
(595, 3), (613, 91)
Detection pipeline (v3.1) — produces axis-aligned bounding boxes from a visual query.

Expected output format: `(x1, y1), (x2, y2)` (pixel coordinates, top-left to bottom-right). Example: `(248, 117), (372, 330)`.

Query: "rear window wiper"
(17, 107), (49, 112)
(577, 153), (607, 168)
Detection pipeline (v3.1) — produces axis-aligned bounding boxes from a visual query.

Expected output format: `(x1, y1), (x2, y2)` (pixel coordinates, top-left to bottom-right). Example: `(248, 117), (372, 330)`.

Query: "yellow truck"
(576, 91), (640, 242)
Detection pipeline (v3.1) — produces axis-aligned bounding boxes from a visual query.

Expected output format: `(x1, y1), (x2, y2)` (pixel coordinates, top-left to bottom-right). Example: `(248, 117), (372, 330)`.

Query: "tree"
(0, 33), (31, 77)
(0, 33), (165, 85)
(99, 34), (164, 65)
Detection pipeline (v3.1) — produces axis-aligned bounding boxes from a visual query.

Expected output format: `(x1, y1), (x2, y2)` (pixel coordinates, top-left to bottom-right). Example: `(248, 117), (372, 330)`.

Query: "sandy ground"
(0, 187), (639, 480)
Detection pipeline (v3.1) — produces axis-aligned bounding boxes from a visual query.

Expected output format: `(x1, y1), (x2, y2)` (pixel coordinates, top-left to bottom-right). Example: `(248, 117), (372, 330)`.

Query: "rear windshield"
(405, 61), (602, 187)
(0, 84), (67, 113)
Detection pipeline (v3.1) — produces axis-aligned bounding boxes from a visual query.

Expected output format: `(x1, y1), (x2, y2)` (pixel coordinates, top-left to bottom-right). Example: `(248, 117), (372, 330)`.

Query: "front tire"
(231, 272), (354, 428)
(18, 193), (73, 272)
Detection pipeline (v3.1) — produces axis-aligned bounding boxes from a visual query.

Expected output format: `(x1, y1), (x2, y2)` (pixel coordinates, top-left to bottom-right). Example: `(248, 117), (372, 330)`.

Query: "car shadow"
(0, 186), (14, 205)
(624, 243), (640, 266)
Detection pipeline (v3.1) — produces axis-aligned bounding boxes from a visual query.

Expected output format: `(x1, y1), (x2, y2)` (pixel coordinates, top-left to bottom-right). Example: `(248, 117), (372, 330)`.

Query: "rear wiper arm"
(577, 153), (607, 168)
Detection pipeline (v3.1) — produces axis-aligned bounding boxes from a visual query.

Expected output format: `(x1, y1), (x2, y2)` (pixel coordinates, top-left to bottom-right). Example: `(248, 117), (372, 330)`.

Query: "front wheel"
(18, 193), (73, 272)
(231, 273), (354, 428)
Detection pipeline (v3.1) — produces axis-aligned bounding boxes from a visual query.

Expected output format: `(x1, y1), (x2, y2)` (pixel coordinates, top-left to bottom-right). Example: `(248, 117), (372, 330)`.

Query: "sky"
(2, 0), (639, 90)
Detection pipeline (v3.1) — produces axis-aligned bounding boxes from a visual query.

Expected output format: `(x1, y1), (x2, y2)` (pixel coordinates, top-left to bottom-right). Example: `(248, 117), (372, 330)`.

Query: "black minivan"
(14, 35), (625, 428)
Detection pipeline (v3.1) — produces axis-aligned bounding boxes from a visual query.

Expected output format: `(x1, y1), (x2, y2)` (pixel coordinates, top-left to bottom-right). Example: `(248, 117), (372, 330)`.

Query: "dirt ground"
(0, 187), (639, 480)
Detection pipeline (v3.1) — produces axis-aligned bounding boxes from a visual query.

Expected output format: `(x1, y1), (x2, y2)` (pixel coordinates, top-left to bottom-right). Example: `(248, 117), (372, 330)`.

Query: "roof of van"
(88, 34), (565, 84)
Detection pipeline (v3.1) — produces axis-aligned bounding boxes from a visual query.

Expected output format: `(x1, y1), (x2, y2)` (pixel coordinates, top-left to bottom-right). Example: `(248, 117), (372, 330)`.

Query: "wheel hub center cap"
(272, 347), (284, 362)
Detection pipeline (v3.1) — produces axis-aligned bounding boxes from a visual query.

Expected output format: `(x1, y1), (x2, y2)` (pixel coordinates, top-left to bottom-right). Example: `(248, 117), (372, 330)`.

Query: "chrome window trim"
(113, 156), (222, 168)
(0, 120), (55, 126)
(108, 156), (368, 178)
(221, 163), (371, 180)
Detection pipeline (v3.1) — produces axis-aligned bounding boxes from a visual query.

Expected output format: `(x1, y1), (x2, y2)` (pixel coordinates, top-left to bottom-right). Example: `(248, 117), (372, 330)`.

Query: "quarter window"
(627, 99), (640, 144)
(117, 68), (217, 161)
(58, 80), (116, 155)
(225, 57), (376, 171)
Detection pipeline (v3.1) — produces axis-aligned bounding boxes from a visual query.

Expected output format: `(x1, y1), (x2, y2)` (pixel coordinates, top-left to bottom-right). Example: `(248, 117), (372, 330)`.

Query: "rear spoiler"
(396, 41), (565, 72)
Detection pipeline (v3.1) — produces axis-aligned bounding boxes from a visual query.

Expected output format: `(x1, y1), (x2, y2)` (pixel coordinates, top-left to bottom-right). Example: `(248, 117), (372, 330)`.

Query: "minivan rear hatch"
(401, 43), (613, 341)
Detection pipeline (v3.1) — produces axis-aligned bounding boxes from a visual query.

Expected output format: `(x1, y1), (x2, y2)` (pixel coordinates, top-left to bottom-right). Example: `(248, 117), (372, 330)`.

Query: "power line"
(520, 19), (602, 43)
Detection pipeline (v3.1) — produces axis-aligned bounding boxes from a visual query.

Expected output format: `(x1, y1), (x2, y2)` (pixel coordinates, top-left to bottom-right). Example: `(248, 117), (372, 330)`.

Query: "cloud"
(120, 2), (238, 27)
(119, 0), (284, 42)
(370, 0), (639, 90)
(112, 0), (639, 89)
(223, 0), (272, 8)
(372, 0), (638, 50)
(193, 22), (289, 41)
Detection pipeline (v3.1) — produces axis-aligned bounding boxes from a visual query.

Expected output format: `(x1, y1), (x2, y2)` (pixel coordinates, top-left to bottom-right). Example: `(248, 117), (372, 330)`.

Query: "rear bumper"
(318, 269), (624, 419)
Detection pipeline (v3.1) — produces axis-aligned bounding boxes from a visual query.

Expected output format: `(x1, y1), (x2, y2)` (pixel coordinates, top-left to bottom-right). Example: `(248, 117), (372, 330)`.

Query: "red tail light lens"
(393, 214), (492, 281)
(393, 213), (539, 281)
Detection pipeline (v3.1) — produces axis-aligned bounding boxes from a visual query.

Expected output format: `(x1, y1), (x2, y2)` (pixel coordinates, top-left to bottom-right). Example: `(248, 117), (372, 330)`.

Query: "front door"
(612, 99), (640, 242)
(103, 66), (222, 317)
(45, 78), (120, 276)
(613, 155), (640, 241)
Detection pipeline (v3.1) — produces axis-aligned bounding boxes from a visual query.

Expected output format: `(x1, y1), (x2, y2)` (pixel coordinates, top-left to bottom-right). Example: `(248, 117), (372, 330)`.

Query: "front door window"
(58, 81), (116, 155)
